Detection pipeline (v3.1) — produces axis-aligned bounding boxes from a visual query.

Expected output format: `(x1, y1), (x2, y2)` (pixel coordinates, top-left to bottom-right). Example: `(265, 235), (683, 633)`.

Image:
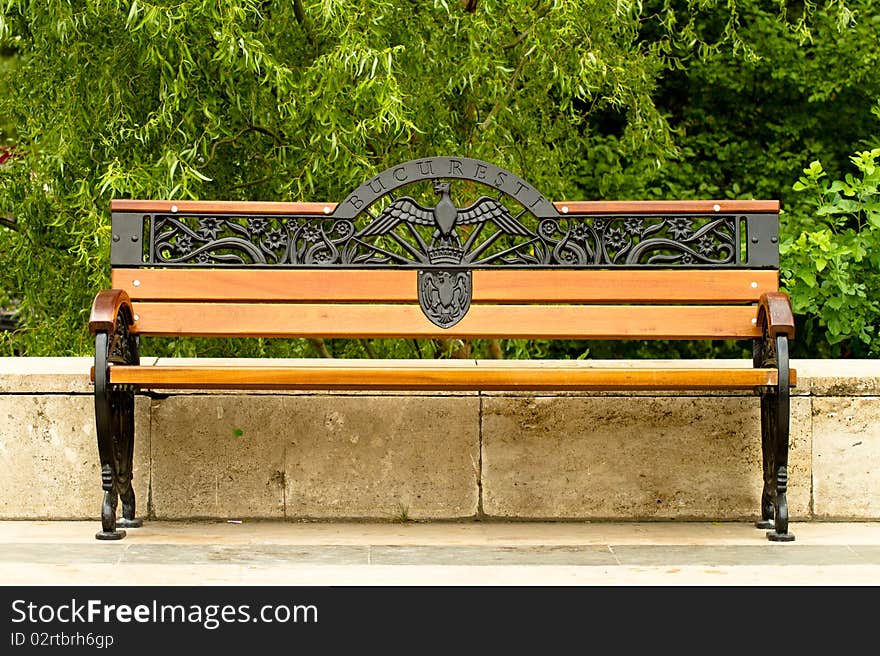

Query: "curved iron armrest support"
(757, 291), (795, 340)
(752, 291), (795, 541)
(90, 289), (139, 384)
(753, 290), (794, 392)
(90, 289), (141, 539)
(89, 289), (135, 337)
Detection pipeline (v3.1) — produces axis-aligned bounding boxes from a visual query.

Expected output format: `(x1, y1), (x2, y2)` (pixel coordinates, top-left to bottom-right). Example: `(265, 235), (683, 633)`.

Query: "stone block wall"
(1, 357), (877, 522)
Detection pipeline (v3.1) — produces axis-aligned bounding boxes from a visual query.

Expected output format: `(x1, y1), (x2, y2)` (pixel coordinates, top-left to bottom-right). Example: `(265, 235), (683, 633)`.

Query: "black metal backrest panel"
(111, 157), (780, 271)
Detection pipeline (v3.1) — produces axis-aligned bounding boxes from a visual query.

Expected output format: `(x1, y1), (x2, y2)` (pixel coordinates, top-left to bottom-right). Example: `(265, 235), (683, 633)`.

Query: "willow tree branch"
(435, 337), (472, 359)
(229, 176), (271, 191)
(502, 4), (549, 49)
(293, 0), (316, 48)
(488, 338), (504, 359)
(360, 339), (378, 359)
(309, 338), (332, 358)
(478, 55), (527, 131)
(203, 125), (284, 168)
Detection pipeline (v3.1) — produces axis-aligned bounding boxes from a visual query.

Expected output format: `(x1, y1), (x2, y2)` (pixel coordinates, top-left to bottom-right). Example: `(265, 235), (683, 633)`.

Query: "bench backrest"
(108, 157), (781, 342)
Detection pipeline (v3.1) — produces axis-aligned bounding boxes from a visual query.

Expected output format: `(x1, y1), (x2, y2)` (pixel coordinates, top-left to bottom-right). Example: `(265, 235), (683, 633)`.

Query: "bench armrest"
(89, 289), (135, 336)
(757, 292), (795, 339)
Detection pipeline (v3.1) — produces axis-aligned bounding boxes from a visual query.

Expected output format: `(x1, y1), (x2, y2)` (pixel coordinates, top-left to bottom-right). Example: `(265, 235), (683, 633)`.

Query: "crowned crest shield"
(417, 270), (472, 329)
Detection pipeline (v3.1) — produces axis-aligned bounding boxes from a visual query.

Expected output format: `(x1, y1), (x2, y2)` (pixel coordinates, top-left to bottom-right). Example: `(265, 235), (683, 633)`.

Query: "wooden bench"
(89, 156), (797, 542)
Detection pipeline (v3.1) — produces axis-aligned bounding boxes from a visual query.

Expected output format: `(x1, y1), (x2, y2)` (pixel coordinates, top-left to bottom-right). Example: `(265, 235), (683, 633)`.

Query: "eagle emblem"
(418, 269), (471, 329)
(356, 179), (534, 265)
(356, 179), (533, 328)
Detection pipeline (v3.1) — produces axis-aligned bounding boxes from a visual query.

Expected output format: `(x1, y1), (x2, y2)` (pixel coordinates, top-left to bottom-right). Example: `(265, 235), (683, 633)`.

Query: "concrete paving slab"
(370, 545), (619, 566)
(1, 520), (880, 586)
(6, 519), (880, 545)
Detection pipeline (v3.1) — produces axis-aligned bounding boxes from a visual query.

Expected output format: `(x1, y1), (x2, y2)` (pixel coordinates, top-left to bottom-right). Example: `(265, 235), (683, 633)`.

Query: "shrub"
(782, 146), (880, 357)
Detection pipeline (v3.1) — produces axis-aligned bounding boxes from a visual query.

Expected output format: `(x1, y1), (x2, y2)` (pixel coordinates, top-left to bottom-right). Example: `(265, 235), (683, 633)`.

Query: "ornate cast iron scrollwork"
(94, 310), (141, 540)
(138, 158), (748, 327)
(148, 208), (738, 269)
(753, 322), (794, 541)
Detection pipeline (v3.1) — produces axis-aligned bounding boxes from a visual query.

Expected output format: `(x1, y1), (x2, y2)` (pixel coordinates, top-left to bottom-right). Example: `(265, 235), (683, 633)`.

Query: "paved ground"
(2, 520), (880, 586)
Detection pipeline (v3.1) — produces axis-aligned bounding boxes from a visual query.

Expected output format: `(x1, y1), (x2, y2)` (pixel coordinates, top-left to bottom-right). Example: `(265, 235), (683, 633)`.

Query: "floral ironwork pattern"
(108, 310), (138, 365)
(145, 173), (742, 268)
(150, 210), (737, 268)
(536, 215), (736, 266)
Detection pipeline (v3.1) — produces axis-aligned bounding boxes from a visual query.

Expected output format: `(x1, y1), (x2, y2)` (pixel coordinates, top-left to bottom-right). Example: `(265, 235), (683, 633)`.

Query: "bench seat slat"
(107, 363), (794, 391)
(129, 302), (763, 339)
(113, 269), (779, 303)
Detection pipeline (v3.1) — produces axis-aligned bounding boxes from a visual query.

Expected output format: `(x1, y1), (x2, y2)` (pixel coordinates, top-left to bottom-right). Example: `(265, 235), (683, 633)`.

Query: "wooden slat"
(113, 269), (419, 302)
(107, 363), (789, 391)
(112, 269), (778, 303)
(472, 270), (776, 303)
(110, 199), (779, 216)
(556, 200), (779, 215)
(110, 199), (335, 215)
(129, 303), (762, 339)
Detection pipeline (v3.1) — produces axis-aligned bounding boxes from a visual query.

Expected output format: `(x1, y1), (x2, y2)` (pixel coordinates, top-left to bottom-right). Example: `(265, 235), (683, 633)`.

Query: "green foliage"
(0, 0), (677, 357)
(579, 1), (880, 205)
(782, 148), (880, 356)
(0, 1), (877, 359)
(573, 1), (880, 360)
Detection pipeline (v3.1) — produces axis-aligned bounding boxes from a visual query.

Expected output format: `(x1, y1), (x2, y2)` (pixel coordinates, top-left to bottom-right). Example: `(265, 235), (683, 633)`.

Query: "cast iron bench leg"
(754, 333), (794, 542)
(94, 323), (142, 541)
(766, 334), (794, 542)
(114, 386), (142, 530)
(755, 390), (776, 530)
